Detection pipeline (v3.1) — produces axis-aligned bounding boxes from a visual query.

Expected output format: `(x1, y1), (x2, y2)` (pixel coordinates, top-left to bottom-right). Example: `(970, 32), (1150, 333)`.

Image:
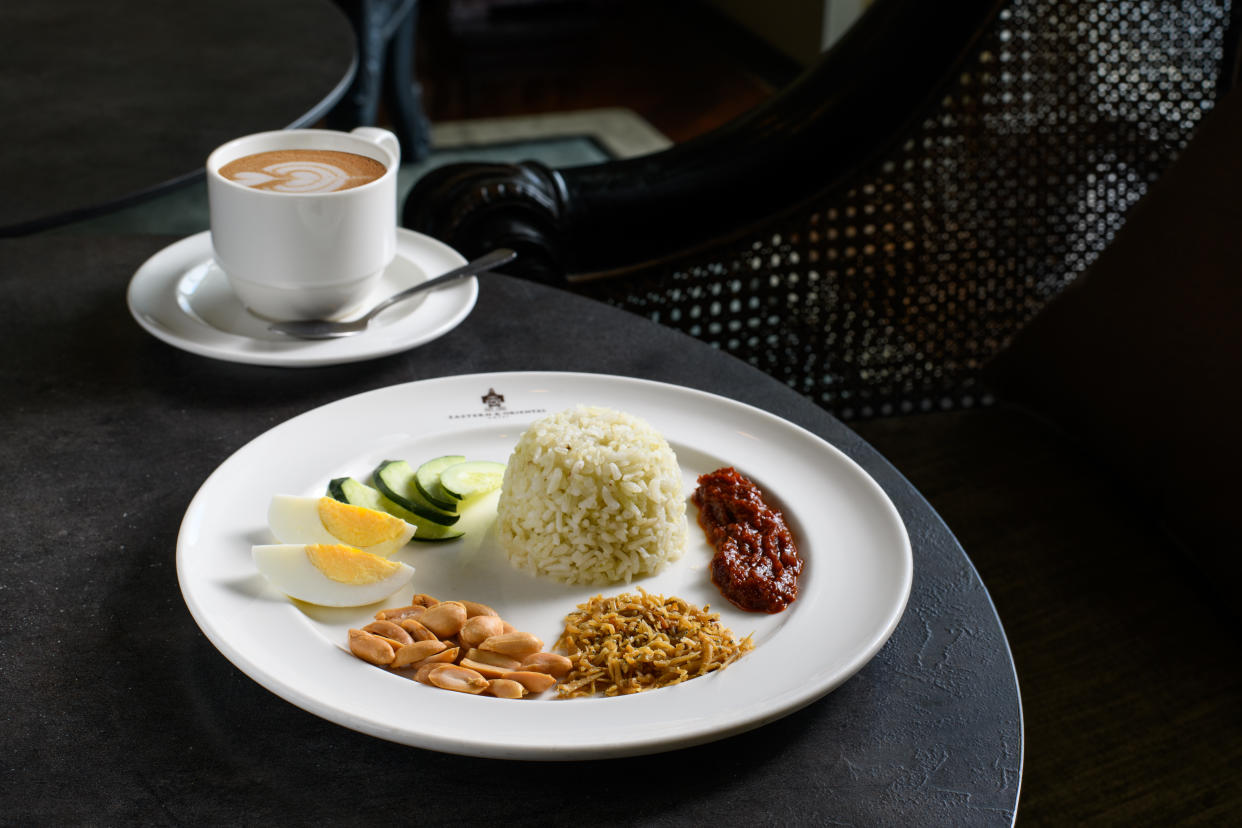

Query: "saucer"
(126, 229), (477, 367)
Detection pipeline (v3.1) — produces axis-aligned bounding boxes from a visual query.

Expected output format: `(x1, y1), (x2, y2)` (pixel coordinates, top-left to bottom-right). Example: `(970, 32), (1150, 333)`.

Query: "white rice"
(497, 406), (687, 585)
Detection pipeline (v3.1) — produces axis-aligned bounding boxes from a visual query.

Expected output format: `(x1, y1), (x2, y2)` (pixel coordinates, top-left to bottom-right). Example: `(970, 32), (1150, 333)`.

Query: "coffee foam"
(220, 149), (386, 193)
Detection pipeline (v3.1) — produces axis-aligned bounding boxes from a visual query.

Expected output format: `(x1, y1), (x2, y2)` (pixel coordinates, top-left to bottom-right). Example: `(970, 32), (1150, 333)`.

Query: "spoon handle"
(363, 248), (517, 321)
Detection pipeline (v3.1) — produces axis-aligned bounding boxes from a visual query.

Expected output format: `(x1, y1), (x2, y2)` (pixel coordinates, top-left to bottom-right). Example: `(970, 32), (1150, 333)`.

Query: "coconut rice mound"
(496, 406), (687, 585)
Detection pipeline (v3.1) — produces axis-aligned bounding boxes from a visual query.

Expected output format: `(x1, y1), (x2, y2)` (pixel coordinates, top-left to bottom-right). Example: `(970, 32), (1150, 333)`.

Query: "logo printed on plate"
(446, 388), (547, 421)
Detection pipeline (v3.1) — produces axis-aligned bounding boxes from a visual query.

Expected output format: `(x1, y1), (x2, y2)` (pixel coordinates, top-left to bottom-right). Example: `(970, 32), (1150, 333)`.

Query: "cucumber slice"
(372, 461), (461, 526)
(328, 477), (464, 542)
(439, 460), (507, 500)
(414, 454), (466, 510)
(327, 476), (385, 511)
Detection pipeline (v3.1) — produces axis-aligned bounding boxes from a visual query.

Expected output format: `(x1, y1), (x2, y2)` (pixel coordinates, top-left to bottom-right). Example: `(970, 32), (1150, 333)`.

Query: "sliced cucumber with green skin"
(372, 461), (461, 526)
(414, 454), (466, 510)
(328, 476), (385, 511)
(440, 460), (507, 500)
(328, 477), (464, 542)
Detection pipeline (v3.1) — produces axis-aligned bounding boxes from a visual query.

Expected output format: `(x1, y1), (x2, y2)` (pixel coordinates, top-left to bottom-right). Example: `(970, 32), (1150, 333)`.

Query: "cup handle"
(350, 127), (401, 166)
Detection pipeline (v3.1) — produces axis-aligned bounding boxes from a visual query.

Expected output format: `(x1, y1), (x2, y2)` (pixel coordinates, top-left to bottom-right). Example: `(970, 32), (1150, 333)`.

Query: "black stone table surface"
(0, 234), (1022, 825)
(0, 0), (356, 236)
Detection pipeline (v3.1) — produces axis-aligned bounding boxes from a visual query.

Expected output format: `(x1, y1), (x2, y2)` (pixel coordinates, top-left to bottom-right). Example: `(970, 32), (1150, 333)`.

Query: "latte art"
(220, 149), (386, 193)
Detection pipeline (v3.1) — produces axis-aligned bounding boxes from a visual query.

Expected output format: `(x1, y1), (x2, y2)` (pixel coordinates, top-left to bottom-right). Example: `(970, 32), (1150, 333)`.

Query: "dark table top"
(0, 233), (1022, 825)
(0, 1), (356, 236)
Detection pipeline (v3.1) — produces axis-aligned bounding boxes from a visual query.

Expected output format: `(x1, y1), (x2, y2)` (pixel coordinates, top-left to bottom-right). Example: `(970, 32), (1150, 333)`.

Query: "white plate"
(177, 372), (912, 759)
(127, 229), (477, 367)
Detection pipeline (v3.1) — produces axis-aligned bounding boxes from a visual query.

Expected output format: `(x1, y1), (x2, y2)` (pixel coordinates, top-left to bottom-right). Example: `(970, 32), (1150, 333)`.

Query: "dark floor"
(853, 407), (1242, 826)
(414, 0), (800, 144)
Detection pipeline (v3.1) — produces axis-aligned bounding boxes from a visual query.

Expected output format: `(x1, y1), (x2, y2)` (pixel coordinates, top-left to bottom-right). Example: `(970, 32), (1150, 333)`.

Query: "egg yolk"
(306, 543), (401, 584)
(316, 497), (406, 547)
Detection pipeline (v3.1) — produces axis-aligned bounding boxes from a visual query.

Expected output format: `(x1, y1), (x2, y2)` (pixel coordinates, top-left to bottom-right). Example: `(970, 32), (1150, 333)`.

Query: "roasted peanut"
(419, 645), (460, 666)
(460, 600), (499, 618)
(520, 652), (573, 678)
(374, 604), (426, 622)
(411, 662), (440, 685)
(358, 601), (565, 699)
(420, 601), (468, 638)
(503, 670), (557, 694)
(428, 664), (489, 694)
(479, 631), (543, 658)
(391, 639), (448, 669)
(459, 615), (506, 649)
(459, 647), (522, 679)
(363, 620), (413, 646)
(463, 648), (523, 671)
(459, 659), (513, 680)
(348, 629), (395, 666)
(486, 679), (526, 699)
(397, 617), (438, 642)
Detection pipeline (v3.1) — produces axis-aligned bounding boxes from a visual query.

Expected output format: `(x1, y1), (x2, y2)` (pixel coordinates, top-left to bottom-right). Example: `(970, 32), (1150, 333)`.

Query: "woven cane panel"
(577, 0), (1234, 420)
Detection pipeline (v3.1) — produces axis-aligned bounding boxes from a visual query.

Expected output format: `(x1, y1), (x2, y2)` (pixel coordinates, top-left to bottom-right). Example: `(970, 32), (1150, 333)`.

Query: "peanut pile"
(347, 594), (571, 698)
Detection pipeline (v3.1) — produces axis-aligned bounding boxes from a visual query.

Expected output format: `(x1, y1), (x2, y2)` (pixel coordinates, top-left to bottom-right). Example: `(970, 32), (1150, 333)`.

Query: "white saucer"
(127, 229), (477, 367)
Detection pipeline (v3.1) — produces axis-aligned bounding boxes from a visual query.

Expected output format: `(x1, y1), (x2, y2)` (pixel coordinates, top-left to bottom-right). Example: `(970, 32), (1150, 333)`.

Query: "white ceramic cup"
(206, 127), (401, 321)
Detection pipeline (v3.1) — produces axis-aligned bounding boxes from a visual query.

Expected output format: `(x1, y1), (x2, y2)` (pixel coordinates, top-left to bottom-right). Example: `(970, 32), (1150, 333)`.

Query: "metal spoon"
(268, 248), (517, 339)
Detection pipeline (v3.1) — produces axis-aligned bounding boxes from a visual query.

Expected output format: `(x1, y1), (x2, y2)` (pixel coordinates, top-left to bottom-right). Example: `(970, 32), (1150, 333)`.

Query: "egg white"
(267, 495), (416, 556)
(252, 543), (416, 607)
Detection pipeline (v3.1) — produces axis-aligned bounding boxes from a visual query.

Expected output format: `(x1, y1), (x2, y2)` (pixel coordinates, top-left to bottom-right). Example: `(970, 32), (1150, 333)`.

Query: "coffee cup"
(206, 127), (401, 321)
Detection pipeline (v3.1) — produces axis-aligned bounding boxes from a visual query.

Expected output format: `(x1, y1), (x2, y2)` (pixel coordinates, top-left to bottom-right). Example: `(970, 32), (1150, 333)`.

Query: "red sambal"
(691, 467), (802, 613)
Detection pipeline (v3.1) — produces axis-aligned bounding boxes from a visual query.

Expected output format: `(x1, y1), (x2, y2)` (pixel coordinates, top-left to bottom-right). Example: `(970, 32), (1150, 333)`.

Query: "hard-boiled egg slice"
(267, 495), (416, 557)
(252, 543), (415, 607)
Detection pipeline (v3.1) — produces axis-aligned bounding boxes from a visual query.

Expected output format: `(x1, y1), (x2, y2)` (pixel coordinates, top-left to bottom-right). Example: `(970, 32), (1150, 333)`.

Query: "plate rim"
(176, 370), (913, 758)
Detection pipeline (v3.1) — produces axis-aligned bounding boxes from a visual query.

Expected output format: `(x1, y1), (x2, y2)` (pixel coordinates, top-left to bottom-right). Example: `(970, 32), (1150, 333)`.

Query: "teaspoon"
(268, 248), (517, 340)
